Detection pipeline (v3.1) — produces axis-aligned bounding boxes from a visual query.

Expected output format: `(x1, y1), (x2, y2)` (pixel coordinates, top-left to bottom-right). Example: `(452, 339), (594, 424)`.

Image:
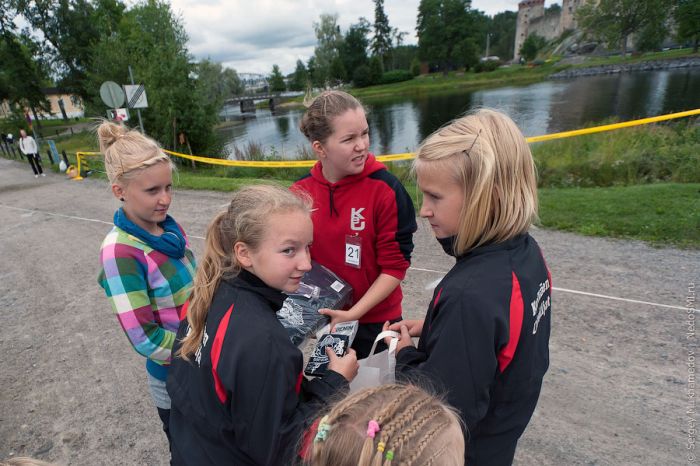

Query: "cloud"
(170, 0), (538, 74)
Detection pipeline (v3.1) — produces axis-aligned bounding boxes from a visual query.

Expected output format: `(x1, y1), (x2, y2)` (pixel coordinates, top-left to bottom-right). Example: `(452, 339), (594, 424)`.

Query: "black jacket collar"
(224, 269), (287, 311)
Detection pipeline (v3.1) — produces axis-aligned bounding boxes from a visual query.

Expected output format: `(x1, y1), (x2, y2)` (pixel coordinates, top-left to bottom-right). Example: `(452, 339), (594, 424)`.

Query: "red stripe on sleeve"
(497, 272), (524, 373)
(295, 371), (303, 394)
(429, 287), (443, 332)
(211, 304), (234, 404)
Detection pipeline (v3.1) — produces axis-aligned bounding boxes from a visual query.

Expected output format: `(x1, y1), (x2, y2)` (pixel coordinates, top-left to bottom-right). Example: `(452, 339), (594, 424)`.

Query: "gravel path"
(0, 157), (697, 465)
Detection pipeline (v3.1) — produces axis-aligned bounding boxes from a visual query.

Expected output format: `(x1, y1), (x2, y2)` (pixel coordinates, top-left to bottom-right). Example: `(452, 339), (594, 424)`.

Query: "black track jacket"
(167, 270), (348, 466)
(396, 233), (552, 466)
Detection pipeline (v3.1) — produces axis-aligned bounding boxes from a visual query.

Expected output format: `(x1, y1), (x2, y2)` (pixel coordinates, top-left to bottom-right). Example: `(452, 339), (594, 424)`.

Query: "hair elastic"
(377, 441), (386, 453)
(385, 450), (394, 461)
(314, 415), (332, 443)
(366, 420), (380, 438)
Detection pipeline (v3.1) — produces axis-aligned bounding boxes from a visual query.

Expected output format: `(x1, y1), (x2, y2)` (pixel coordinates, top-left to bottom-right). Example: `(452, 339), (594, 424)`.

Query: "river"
(218, 68), (700, 158)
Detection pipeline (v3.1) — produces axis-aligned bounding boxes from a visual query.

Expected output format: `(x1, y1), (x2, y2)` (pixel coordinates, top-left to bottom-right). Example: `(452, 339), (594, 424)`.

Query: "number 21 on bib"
(345, 234), (361, 269)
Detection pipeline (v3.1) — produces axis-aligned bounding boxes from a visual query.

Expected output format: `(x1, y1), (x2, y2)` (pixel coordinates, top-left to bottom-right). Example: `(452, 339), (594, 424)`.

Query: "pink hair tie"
(366, 420), (380, 438)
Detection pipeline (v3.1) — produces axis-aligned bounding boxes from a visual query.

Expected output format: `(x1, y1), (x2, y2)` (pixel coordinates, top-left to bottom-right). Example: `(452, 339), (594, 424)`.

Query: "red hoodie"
(292, 154), (417, 324)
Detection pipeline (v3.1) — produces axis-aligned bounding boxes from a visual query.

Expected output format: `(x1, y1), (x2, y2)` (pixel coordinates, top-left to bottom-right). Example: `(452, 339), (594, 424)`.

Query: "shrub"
(378, 69), (414, 85)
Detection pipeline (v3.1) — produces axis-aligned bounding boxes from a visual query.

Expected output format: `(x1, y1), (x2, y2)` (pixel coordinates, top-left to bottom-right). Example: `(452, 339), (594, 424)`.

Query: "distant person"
(18, 129), (44, 178)
(292, 90), (417, 359)
(306, 383), (465, 466)
(388, 108), (552, 465)
(168, 185), (358, 466)
(96, 121), (197, 451)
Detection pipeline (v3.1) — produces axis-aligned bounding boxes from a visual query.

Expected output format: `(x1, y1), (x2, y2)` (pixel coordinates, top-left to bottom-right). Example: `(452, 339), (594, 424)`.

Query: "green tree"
(368, 55), (384, 84)
(87, 0), (218, 153)
(417, 0), (484, 72)
(269, 64), (286, 92)
(341, 18), (371, 77)
(329, 56), (347, 84)
(222, 68), (244, 96)
(289, 59), (308, 91)
(372, 0), (392, 68)
(15, 0), (125, 100)
(0, 31), (50, 117)
(674, 0), (700, 52)
(313, 13), (343, 87)
(489, 10), (517, 60)
(576, 0), (670, 56)
(519, 33), (546, 61)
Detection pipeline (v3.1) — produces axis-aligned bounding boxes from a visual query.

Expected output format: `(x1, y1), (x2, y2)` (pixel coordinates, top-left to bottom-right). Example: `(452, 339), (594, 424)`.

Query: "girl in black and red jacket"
(293, 91), (417, 358)
(167, 185), (358, 466)
(387, 108), (552, 466)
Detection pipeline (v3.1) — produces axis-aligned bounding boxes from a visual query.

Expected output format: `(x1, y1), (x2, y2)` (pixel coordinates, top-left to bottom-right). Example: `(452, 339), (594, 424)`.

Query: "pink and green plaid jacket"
(98, 225), (196, 368)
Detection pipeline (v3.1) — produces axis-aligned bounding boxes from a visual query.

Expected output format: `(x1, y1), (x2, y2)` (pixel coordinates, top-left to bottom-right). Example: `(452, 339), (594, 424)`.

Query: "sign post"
(127, 66), (146, 133)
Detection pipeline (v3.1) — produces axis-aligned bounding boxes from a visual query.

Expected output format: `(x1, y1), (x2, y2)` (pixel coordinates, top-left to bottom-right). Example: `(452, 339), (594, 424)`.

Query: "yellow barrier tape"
(76, 108), (699, 170)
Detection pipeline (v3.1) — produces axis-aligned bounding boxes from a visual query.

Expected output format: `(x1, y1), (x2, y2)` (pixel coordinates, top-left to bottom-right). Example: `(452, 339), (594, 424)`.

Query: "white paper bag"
(349, 330), (400, 393)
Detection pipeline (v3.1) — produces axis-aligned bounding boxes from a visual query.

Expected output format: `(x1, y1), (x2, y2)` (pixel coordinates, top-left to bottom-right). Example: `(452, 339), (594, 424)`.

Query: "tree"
(417, 0), (485, 72)
(489, 11), (517, 60)
(576, 0), (670, 56)
(341, 18), (371, 77)
(372, 0), (392, 68)
(329, 56), (347, 84)
(519, 34), (546, 61)
(313, 13), (343, 87)
(87, 0), (218, 153)
(0, 31), (50, 117)
(269, 64), (286, 92)
(15, 0), (125, 100)
(222, 68), (244, 96)
(368, 55), (384, 84)
(674, 0), (700, 52)
(289, 59), (308, 91)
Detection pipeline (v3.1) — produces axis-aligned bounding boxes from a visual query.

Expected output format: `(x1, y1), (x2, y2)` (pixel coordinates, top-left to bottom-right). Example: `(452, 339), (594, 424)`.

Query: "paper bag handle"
(367, 330), (400, 357)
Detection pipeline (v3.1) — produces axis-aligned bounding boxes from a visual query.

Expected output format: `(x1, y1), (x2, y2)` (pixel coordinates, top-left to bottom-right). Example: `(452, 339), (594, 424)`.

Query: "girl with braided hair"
(306, 384), (464, 466)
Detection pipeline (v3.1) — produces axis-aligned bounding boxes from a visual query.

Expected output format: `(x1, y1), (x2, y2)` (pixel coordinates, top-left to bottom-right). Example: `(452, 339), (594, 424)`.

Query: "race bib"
(345, 234), (361, 268)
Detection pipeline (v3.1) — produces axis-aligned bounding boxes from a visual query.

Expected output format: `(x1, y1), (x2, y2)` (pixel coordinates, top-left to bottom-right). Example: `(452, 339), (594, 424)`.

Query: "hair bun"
(97, 121), (128, 152)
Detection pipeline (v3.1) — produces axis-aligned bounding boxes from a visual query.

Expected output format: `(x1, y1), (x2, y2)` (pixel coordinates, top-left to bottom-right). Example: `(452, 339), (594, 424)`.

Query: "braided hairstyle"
(309, 384), (464, 466)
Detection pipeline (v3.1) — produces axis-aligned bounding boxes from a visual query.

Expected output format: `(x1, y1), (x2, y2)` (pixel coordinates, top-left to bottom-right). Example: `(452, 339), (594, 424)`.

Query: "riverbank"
(277, 48), (699, 106)
(550, 56), (700, 79)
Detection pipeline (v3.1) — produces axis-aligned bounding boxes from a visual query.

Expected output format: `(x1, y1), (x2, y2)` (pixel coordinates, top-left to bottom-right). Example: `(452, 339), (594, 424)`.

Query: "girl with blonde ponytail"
(167, 184), (359, 466)
(96, 121), (196, 452)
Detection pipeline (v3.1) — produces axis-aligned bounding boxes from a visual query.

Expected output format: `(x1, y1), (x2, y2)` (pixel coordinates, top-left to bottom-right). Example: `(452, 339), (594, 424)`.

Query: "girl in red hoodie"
(292, 91), (417, 358)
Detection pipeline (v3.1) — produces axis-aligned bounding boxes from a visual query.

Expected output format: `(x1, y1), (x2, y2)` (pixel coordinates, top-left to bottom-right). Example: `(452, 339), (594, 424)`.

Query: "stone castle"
(513, 0), (585, 61)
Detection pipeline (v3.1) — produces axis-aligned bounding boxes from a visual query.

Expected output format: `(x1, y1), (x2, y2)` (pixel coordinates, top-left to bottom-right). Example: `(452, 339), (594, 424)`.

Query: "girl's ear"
(311, 140), (325, 159)
(112, 183), (125, 201)
(234, 241), (253, 268)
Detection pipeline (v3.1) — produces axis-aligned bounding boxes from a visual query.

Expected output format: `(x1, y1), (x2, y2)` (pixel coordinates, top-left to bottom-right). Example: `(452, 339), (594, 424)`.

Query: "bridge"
(224, 93), (283, 113)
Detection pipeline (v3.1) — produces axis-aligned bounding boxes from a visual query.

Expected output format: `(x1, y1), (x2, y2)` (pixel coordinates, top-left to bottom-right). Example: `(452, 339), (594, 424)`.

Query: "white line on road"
(1, 203), (687, 311)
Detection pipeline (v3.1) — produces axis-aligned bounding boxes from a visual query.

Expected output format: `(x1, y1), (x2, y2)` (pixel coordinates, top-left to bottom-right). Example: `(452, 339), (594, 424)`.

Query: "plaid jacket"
(98, 225), (196, 368)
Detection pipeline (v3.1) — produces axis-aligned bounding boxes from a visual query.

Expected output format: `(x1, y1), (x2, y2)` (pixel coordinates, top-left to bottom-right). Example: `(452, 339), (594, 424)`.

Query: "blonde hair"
(309, 384), (464, 466)
(414, 108), (538, 255)
(299, 90), (365, 143)
(97, 121), (173, 185)
(177, 184), (312, 360)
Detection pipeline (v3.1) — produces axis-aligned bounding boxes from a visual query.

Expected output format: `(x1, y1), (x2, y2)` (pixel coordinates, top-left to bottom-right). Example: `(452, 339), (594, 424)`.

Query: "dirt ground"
(0, 157), (697, 465)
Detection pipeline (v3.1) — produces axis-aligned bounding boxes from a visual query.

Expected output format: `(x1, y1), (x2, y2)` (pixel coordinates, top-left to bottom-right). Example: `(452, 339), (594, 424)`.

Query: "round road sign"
(99, 81), (125, 108)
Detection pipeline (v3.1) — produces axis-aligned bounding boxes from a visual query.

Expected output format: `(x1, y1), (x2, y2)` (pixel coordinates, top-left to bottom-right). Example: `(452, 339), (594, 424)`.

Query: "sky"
(168, 0), (560, 76)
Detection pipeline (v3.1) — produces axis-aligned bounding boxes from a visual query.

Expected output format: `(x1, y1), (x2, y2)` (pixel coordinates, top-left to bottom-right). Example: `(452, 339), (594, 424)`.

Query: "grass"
(532, 122), (700, 187)
(538, 183), (700, 248)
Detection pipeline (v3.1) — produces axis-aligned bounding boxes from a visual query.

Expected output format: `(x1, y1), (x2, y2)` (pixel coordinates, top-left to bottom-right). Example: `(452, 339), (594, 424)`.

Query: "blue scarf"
(113, 208), (187, 259)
